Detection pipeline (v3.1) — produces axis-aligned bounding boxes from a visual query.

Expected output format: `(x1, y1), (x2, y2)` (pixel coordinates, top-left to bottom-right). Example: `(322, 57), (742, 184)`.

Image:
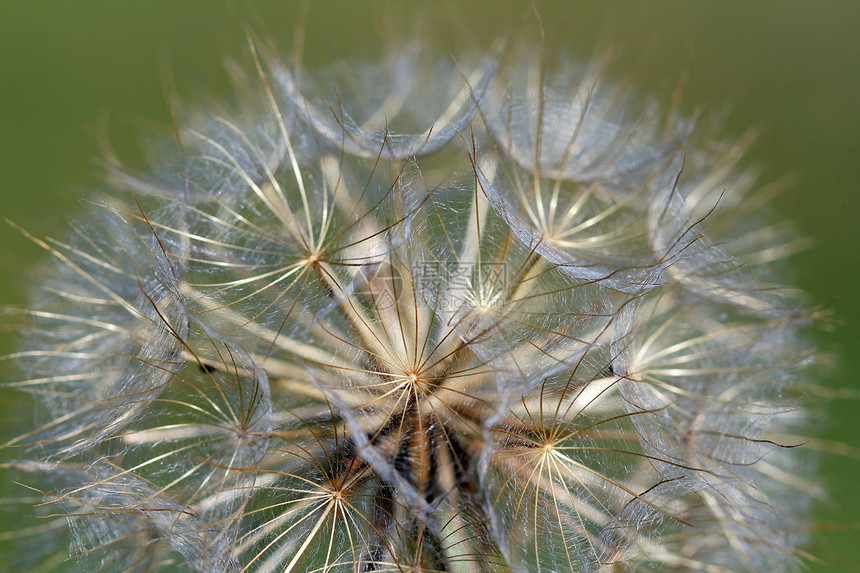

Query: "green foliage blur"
(1, 1), (858, 570)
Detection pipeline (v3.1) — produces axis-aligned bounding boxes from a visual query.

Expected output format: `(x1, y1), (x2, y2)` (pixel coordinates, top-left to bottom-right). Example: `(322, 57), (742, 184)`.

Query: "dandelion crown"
(3, 28), (820, 573)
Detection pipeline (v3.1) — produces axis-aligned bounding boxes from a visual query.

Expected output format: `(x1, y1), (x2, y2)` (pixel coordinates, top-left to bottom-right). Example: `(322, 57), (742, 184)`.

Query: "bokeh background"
(1, 1), (858, 570)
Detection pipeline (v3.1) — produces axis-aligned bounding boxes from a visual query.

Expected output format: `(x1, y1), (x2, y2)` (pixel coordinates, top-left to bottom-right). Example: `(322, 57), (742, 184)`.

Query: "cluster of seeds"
(4, 38), (818, 572)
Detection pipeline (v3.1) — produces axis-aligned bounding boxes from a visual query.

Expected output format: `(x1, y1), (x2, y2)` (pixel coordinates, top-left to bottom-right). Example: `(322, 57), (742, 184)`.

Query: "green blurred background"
(1, 1), (858, 570)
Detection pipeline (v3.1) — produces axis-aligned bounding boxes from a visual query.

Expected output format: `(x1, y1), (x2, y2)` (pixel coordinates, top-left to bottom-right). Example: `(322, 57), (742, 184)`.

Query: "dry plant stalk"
(1, 31), (821, 572)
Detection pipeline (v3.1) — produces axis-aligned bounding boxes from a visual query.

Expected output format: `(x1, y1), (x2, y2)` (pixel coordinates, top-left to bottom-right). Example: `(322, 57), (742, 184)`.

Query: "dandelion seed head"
(1, 25), (826, 573)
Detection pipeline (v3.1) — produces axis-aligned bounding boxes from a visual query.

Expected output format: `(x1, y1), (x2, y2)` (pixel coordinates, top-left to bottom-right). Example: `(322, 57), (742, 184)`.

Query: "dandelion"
(2, 29), (821, 573)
